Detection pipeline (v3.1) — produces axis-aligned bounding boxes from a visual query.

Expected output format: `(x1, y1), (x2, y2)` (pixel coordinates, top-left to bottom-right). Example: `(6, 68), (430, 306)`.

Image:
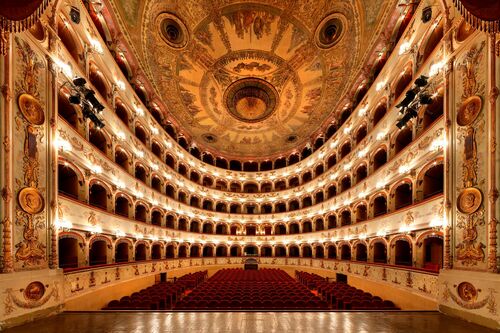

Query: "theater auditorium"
(0, 0), (499, 332)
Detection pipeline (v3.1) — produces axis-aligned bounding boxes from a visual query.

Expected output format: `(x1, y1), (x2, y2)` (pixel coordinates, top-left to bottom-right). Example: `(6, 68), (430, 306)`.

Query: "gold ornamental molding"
(453, 0), (500, 33)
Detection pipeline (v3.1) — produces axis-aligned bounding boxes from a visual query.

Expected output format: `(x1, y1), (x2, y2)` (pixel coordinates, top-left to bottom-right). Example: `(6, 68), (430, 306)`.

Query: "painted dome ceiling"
(109, 0), (395, 159)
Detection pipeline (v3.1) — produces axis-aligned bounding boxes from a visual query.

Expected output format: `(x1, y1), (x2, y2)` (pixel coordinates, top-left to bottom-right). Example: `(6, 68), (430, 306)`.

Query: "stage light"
(415, 75), (429, 87)
(73, 77), (86, 86)
(69, 95), (81, 105)
(419, 94), (433, 105)
(396, 89), (417, 108)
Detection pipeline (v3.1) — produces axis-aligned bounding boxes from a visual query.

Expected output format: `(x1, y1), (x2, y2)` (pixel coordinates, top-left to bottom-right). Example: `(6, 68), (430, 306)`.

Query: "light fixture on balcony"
(65, 77), (105, 129)
(396, 75), (433, 129)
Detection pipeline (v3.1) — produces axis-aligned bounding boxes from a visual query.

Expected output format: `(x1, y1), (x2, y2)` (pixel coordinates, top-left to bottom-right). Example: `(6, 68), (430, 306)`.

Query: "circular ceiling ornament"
(202, 133), (218, 143)
(315, 13), (346, 49)
(224, 78), (279, 123)
(158, 13), (189, 49)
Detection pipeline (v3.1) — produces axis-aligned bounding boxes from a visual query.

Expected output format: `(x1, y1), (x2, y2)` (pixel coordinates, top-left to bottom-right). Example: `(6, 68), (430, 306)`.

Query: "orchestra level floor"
(3, 311), (494, 333)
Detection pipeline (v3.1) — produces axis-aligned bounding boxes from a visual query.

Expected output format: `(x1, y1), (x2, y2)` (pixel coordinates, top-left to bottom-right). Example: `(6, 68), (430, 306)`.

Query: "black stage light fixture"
(415, 75), (429, 87)
(69, 95), (81, 105)
(422, 7), (432, 23)
(419, 94), (433, 105)
(396, 89), (417, 109)
(70, 6), (81, 24)
(73, 77), (86, 86)
(407, 107), (418, 118)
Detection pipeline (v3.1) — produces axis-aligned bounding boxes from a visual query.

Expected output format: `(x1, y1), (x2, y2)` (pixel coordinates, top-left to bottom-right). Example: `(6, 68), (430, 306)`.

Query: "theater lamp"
(64, 77), (106, 129)
(395, 75), (433, 129)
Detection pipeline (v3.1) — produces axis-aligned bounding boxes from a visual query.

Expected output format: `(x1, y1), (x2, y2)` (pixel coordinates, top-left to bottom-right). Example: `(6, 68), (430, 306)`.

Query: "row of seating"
(175, 268), (329, 310)
(296, 271), (400, 310)
(103, 270), (207, 310)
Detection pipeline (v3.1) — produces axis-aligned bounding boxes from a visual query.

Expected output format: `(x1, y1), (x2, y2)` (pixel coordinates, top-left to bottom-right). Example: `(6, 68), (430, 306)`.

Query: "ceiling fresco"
(109, 0), (394, 159)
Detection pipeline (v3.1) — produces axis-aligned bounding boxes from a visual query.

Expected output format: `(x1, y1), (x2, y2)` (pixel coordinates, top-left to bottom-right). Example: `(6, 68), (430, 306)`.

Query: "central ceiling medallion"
(224, 78), (279, 123)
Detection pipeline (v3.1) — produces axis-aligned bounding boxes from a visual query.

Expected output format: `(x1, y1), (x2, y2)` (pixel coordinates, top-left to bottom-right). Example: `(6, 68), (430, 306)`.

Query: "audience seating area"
(296, 271), (399, 310)
(103, 270), (207, 310)
(175, 268), (329, 310)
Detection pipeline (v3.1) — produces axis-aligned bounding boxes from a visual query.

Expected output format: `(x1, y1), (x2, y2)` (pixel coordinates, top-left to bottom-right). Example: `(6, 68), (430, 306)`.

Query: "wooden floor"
(3, 311), (493, 333)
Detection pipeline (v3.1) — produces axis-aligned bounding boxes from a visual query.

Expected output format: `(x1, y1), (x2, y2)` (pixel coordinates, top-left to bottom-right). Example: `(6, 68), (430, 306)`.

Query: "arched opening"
(151, 211), (162, 226)
(135, 126), (148, 145)
(302, 221), (312, 233)
(215, 202), (227, 213)
(243, 182), (258, 193)
(202, 177), (214, 188)
(165, 185), (175, 198)
(215, 224), (228, 235)
(373, 242), (387, 263)
(327, 154), (337, 169)
(89, 67), (109, 100)
(115, 242), (129, 263)
(115, 103), (129, 125)
(289, 246), (300, 257)
(394, 183), (413, 210)
(260, 160), (272, 171)
(230, 203), (241, 214)
(165, 245), (175, 258)
(315, 164), (325, 176)
(301, 146), (312, 159)
(302, 245), (312, 258)
(356, 165), (367, 183)
(178, 245), (188, 258)
(289, 177), (300, 187)
(58, 93), (79, 129)
(421, 21), (444, 64)
(115, 149), (129, 171)
(58, 164), (79, 199)
(178, 191), (187, 204)
(216, 246), (228, 257)
(421, 94), (443, 130)
(89, 240), (107, 265)
(327, 245), (337, 259)
(165, 215), (175, 229)
(373, 149), (387, 171)
(178, 164), (188, 177)
(151, 244), (162, 260)
(394, 239), (412, 266)
(341, 176), (351, 192)
(274, 224), (286, 235)
(394, 70), (413, 100)
(243, 161), (258, 172)
(314, 136), (324, 150)
(202, 199), (213, 211)
(327, 215), (337, 229)
(355, 243), (367, 261)
(57, 21), (80, 62)
(190, 171), (200, 183)
(340, 244), (351, 260)
(202, 153), (215, 165)
(230, 246), (241, 257)
(340, 141), (351, 159)
(58, 237), (79, 268)
(340, 109), (351, 126)
(302, 196), (313, 208)
(275, 245), (286, 257)
(216, 180), (228, 191)
(152, 176), (162, 192)
(315, 219), (324, 231)
(423, 237), (443, 271)
(340, 210), (351, 226)
(245, 225), (256, 236)
(165, 154), (176, 169)
(354, 85), (368, 107)
(261, 246), (272, 257)
(422, 164), (444, 199)
(302, 171), (312, 183)
(115, 196), (130, 218)
(202, 223), (213, 234)
(274, 157), (286, 169)
(215, 157), (228, 169)
(190, 196), (200, 208)
(150, 107), (163, 125)
(135, 205), (147, 222)
(135, 165), (147, 183)
(190, 246), (200, 258)
(134, 84), (148, 105)
(151, 141), (163, 158)
(164, 123), (177, 140)
(326, 123), (337, 140)
(355, 205), (367, 222)
(178, 218), (188, 231)
(202, 246), (214, 257)
(289, 223), (300, 234)
(356, 126), (367, 144)
(315, 246), (324, 258)
(190, 221), (200, 233)
(315, 191), (324, 204)
(89, 183), (108, 210)
(275, 180), (287, 191)
(373, 195), (387, 217)
(89, 127), (107, 154)
(327, 185), (337, 199)
(229, 160), (242, 171)
(394, 127), (413, 155)
(372, 104), (387, 127)
(261, 182), (272, 192)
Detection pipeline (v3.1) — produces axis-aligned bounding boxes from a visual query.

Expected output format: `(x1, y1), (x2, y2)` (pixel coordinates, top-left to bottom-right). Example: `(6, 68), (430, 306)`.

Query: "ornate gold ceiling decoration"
(109, 0), (392, 159)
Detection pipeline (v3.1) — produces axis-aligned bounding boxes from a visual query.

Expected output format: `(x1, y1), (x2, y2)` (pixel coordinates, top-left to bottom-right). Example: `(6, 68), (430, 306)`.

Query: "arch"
(340, 140), (351, 159)
(202, 222), (214, 234)
(58, 233), (82, 268)
(340, 243), (351, 260)
(88, 62), (110, 100)
(58, 162), (81, 199)
(165, 154), (176, 169)
(289, 222), (300, 234)
(340, 175), (351, 192)
(393, 126), (413, 155)
(327, 184), (337, 199)
(115, 239), (132, 263)
(215, 223), (228, 235)
(372, 146), (387, 171)
(89, 181), (109, 211)
(115, 101), (130, 126)
(372, 102), (387, 127)
(371, 193), (388, 217)
(134, 242), (148, 261)
(57, 18), (82, 63)
(355, 124), (367, 144)
(151, 175), (163, 192)
(391, 180), (413, 210)
(165, 244), (175, 258)
(165, 214), (176, 229)
(216, 245), (228, 257)
(151, 140), (163, 158)
(230, 245), (242, 257)
(134, 203), (148, 222)
(88, 127), (109, 155)
(420, 18), (444, 65)
(327, 244), (337, 259)
(89, 237), (110, 265)
(302, 244), (313, 258)
(315, 245), (325, 258)
(354, 203), (367, 222)
(190, 244), (201, 257)
(354, 242), (367, 261)
(178, 217), (188, 231)
(260, 245), (272, 257)
(115, 147), (131, 171)
(327, 153), (337, 169)
(190, 220), (201, 233)
(289, 245), (300, 257)
(275, 245), (287, 257)
(134, 163), (148, 183)
(178, 244), (189, 258)
(114, 193), (131, 218)
(151, 242), (162, 259)
(202, 245), (214, 257)
(243, 182), (259, 193)
(302, 220), (312, 233)
(134, 124), (149, 146)
(391, 236), (413, 266)
(371, 239), (387, 263)
(58, 90), (80, 130)
(393, 65), (413, 100)
(274, 224), (287, 235)
(151, 210), (163, 226)
(327, 215), (337, 229)
(417, 160), (444, 200)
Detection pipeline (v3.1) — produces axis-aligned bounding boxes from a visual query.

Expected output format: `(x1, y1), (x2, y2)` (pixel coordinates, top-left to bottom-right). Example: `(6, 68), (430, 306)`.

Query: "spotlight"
(396, 89), (417, 109)
(422, 7), (432, 23)
(69, 6), (81, 24)
(73, 77), (86, 86)
(415, 75), (429, 87)
(69, 95), (81, 105)
(396, 119), (406, 129)
(407, 107), (418, 118)
(419, 94), (433, 105)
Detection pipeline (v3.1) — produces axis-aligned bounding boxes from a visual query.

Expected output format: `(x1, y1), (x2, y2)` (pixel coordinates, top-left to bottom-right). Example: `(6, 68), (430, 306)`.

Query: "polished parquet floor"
(3, 311), (493, 333)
